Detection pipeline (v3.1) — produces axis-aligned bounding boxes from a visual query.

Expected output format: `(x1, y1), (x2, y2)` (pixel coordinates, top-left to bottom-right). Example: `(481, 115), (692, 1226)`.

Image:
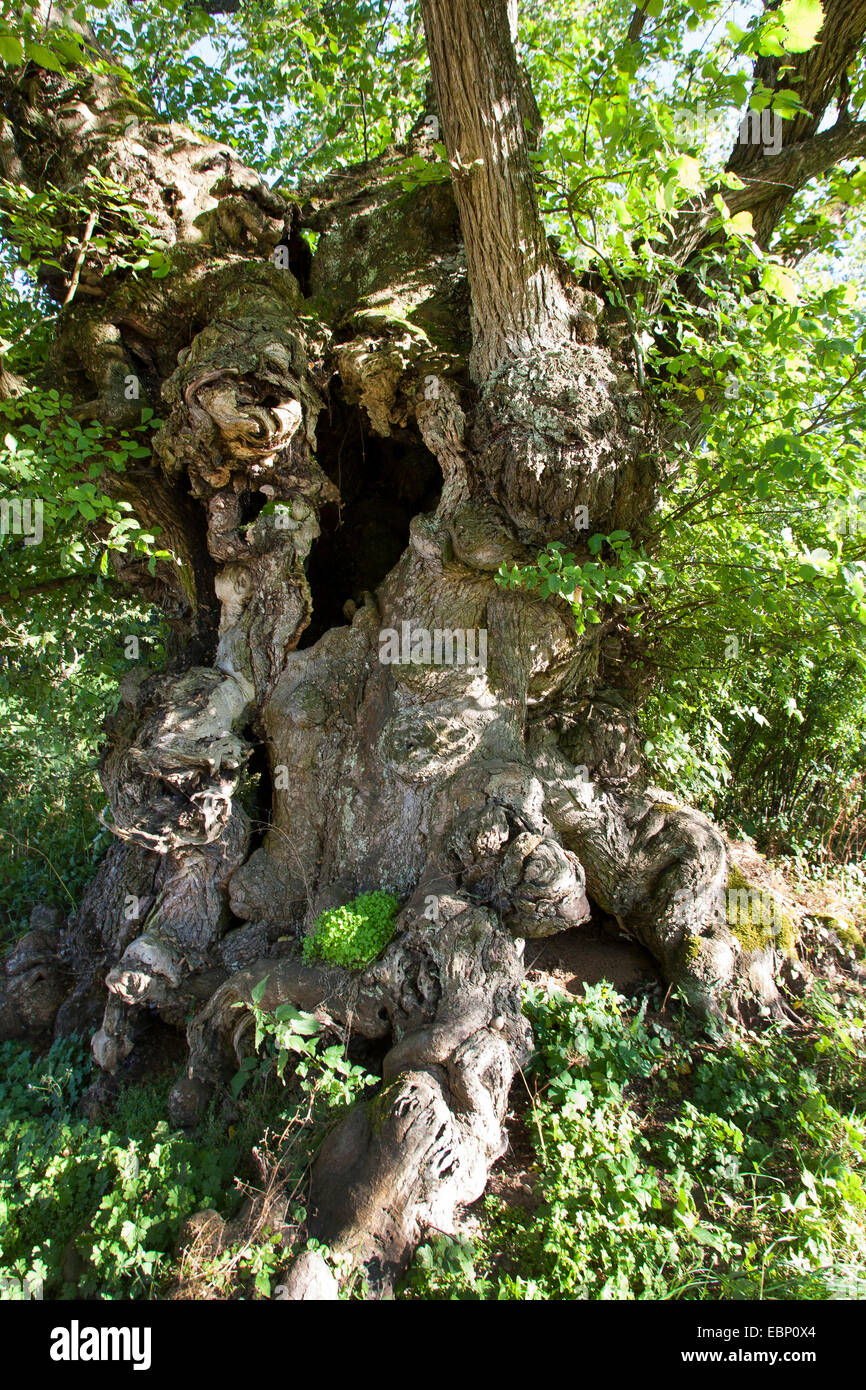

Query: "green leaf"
(761, 264), (799, 304)
(24, 42), (66, 72)
(0, 33), (24, 65)
(250, 977), (269, 1006)
(726, 210), (756, 239)
(672, 155), (702, 193)
(780, 0), (824, 52)
(691, 1225), (727, 1252)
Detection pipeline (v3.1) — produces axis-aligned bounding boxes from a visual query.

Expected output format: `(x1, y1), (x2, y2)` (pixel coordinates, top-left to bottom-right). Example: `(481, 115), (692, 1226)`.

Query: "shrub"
(0, 1032), (341, 1299)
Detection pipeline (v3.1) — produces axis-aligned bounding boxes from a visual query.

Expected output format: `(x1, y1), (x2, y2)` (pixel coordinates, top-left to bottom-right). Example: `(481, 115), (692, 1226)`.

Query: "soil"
(524, 919), (660, 998)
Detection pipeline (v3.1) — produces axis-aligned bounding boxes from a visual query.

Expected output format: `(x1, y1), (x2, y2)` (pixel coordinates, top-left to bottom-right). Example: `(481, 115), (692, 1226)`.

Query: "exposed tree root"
(164, 891), (528, 1295)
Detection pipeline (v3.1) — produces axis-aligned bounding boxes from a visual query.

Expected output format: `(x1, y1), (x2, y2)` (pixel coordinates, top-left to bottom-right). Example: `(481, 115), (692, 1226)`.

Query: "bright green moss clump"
(302, 890), (399, 970)
(834, 922), (865, 959)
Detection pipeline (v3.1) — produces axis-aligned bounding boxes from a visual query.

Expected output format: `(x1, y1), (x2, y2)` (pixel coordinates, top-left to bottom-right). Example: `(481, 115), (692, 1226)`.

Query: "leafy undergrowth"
(0, 590), (166, 948)
(0, 1017), (374, 1300)
(402, 959), (866, 1301)
(3, 939), (864, 1301)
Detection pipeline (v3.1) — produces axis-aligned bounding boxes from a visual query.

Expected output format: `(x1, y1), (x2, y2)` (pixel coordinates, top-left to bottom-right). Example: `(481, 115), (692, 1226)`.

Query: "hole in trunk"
(238, 487), (269, 528)
(239, 731), (272, 853)
(345, 1028), (392, 1079)
(287, 221), (314, 297)
(299, 383), (442, 647)
(523, 901), (660, 997)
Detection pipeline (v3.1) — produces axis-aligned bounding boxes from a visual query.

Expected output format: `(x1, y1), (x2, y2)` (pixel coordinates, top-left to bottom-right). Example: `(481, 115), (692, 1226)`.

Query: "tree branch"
(626, 3), (649, 45)
(0, 572), (95, 607)
(722, 0), (866, 244)
(727, 119), (866, 228)
(659, 0), (866, 275)
(63, 209), (97, 306)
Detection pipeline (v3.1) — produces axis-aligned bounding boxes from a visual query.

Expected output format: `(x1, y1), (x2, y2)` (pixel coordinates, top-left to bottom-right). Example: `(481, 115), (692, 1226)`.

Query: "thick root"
(536, 732), (795, 1019)
(171, 890), (529, 1294)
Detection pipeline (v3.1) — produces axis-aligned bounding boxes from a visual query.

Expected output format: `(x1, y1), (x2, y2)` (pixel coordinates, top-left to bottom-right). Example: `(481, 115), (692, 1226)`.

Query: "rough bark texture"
(2, 0), (857, 1297)
(420, 0), (573, 380)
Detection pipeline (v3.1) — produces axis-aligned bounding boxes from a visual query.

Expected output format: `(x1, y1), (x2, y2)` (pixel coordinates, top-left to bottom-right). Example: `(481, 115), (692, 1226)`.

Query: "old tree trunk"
(3, 0), (866, 1295)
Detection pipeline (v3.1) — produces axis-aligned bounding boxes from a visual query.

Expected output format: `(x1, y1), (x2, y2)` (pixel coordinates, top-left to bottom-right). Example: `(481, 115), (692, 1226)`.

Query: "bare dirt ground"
(525, 919), (660, 999)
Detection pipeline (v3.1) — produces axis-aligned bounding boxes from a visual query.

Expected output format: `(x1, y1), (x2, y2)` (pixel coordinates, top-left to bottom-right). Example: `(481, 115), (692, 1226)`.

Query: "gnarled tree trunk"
(3, 0), (862, 1297)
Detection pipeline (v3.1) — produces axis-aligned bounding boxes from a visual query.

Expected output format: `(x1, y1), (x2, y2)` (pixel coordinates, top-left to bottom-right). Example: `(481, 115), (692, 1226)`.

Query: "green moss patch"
(725, 865), (796, 955)
(302, 890), (399, 970)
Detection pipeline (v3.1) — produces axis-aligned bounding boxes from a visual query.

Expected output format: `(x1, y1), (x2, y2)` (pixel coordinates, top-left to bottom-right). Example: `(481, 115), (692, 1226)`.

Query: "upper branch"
(670, 117), (866, 271)
(653, 0), (866, 319)
(723, 0), (866, 245)
(0, 5), (288, 305)
(728, 117), (866, 221)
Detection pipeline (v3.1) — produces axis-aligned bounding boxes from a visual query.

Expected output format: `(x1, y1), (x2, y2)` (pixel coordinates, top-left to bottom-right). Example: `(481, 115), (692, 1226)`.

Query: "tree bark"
(420, 0), (573, 380)
(1, 0), (848, 1297)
